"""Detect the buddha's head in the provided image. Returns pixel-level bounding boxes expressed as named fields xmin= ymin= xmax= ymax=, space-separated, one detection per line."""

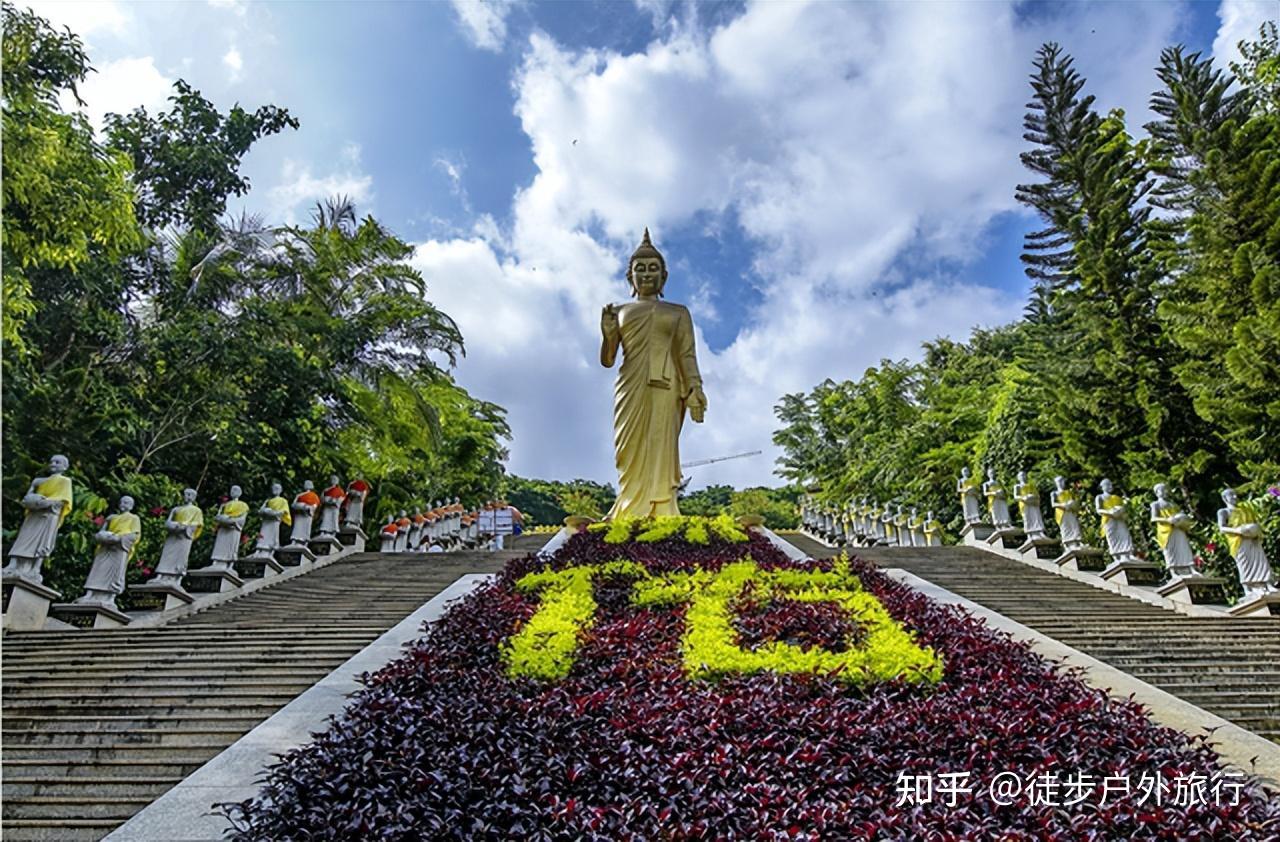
xmin=183 ymin=487 xmax=198 ymax=504
xmin=1100 ymin=478 xmax=1113 ymax=494
xmin=49 ymin=454 xmax=69 ymax=473
xmin=271 ymin=482 xmax=283 ymax=496
xmin=1222 ymin=487 xmax=1238 ymax=506
xmin=304 ymin=480 xmax=314 ymax=491
xmin=229 ymin=485 xmax=242 ymax=500
xmin=1017 ymin=470 xmax=1027 ymax=483
xmin=119 ymin=495 xmax=135 ymax=513
xmin=329 ymin=474 xmax=340 ymax=486
xmin=961 ymin=466 xmax=971 ymax=479
xmin=1153 ymin=483 xmax=1168 ymax=500
xmin=627 ymin=228 xmax=667 ymax=298
xmin=1054 ymin=475 xmax=1066 ymax=490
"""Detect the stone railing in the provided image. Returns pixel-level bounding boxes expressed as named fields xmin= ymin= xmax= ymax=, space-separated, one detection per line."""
xmin=798 ymin=474 xmax=1280 ymax=620
xmin=1 ymin=460 xmax=481 ymax=632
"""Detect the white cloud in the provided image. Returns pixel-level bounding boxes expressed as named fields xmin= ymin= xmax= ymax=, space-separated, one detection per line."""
xmin=267 ymin=159 xmax=374 ymax=225
xmin=22 ymin=0 xmax=129 ymax=38
xmin=1213 ymin=0 xmax=1277 ymax=70
xmin=449 ymin=0 xmax=519 ymax=52
xmin=209 ymin=0 xmax=248 ymax=16
xmin=410 ymin=1 xmax=1184 ymax=488
xmin=62 ymin=55 xmax=174 ymax=133
xmin=223 ymin=45 xmax=243 ymax=82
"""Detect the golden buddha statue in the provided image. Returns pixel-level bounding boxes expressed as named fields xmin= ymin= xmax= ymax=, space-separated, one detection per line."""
xmin=601 ymin=229 xmax=707 ymax=519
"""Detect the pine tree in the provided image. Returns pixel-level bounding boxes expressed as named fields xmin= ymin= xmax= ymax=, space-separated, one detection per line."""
xmin=1154 ymin=25 xmax=1280 ymax=491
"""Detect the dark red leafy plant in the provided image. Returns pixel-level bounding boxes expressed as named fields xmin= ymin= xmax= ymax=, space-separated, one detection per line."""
xmin=221 ymin=530 xmax=1280 ymax=840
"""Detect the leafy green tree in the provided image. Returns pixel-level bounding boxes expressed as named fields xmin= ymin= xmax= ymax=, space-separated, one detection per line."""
xmin=105 ymin=81 xmax=297 ymax=234
xmin=1 ymin=3 xmax=140 ymax=354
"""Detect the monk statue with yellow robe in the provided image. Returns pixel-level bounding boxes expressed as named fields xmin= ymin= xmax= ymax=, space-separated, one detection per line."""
xmin=148 ymin=488 xmax=204 ymax=588
xmin=250 ymin=483 xmax=292 ymax=557
xmin=75 ymin=495 xmax=141 ymax=608
xmin=4 ymin=454 xmax=74 ymax=585
xmin=601 ymin=229 xmax=707 ymax=519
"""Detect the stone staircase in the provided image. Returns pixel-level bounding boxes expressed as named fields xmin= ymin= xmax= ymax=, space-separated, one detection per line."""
xmin=2 ymin=542 xmax=541 ymax=841
xmin=784 ymin=534 xmax=1280 ymax=745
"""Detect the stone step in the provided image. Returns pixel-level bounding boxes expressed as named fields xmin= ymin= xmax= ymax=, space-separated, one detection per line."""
xmin=3 ymin=759 xmax=203 ymax=779
xmin=3 ymin=795 xmax=155 ymax=820
xmin=2 ymin=714 xmax=269 ymax=733
xmin=9 ymin=726 xmax=251 ymax=747
xmin=3 ymin=777 xmax=175 ymax=798
xmin=1 ymin=702 xmax=285 ymax=719
xmin=1 ymin=690 xmax=303 ymax=707
xmin=2 ymin=663 xmax=350 ymax=683
xmin=3 ymin=743 xmax=227 ymax=762
xmin=1 ymin=818 xmax=121 ymax=842
xmin=3 ymin=675 xmax=317 ymax=696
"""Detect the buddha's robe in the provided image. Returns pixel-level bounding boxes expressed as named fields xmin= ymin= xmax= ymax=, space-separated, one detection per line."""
xmin=81 ymin=511 xmax=142 ymax=600
xmin=211 ymin=500 xmax=249 ymax=562
xmin=606 ymin=300 xmax=701 ymax=520
xmin=8 ymin=474 xmax=73 ymax=562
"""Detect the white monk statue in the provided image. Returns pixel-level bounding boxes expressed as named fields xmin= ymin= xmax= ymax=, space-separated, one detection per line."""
xmin=344 ymin=477 xmax=371 ymax=529
xmin=1151 ymin=483 xmax=1197 ymax=578
xmin=395 ymin=510 xmax=411 ymax=552
xmin=983 ymin=467 xmax=1013 ymax=529
xmin=909 ymin=507 xmax=927 ymax=547
xmin=894 ymin=504 xmax=911 ymax=546
xmin=1218 ymin=488 xmax=1277 ymax=598
xmin=288 ymin=480 xmax=320 ymax=546
xmin=378 ymin=514 xmax=399 ymax=553
xmin=209 ymin=486 xmax=249 ymax=569
xmin=4 ymin=454 xmax=74 ymax=584
xmin=75 ymin=496 xmax=141 ymax=608
xmin=923 ymin=511 xmax=944 ymax=547
xmin=1051 ymin=476 xmax=1085 ymax=549
xmin=600 ymin=229 xmax=707 ymax=519
xmin=871 ymin=502 xmax=888 ymax=543
xmin=150 ymin=488 xmax=204 ymax=587
xmin=317 ymin=475 xmax=345 ymax=537
xmin=880 ymin=505 xmax=899 ymax=546
xmin=957 ymin=467 xmax=982 ymax=525
xmin=1013 ymin=471 xmax=1047 ymax=540
xmin=1095 ymin=479 xmax=1137 ymax=564
xmin=252 ymin=483 xmax=292 ymax=556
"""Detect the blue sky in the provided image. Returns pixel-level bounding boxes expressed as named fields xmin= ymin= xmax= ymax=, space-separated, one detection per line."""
xmin=33 ymin=0 xmax=1277 ymax=488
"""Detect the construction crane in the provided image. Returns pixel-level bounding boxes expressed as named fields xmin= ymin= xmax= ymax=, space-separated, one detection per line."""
xmin=678 ymin=450 xmax=763 ymax=492
xmin=681 ymin=450 xmax=763 ymax=469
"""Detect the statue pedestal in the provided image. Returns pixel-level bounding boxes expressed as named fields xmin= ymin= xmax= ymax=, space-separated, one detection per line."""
xmin=184 ymin=566 xmax=244 ymax=594
xmin=123 ymin=583 xmax=195 ymax=613
xmin=49 ymin=601 xmax=131 ymax=629
xmin=1055 ymin=546 xmax=1106 ymax=572
xmin=1157 ymin=575 xmax=1229 ymax=606
xmin=986 ymin=527 xmax=1024 ymax=550
xmin=1228 ymin=592 xmax=1280 ymax=618
xmin=2 ymin=575 xmax=61 ymax=631
xmin=961 ymin=523 xmax=995 ymax=546
xmin=234 ymin=554 xmax=284 ymax=580
xmin=308 ymin=535 xmax=342 ymax=557
xmin=1099 ymin=560 xmax=1165 ymax=587
xmin=337 ymin=526 xmax=367 ymax=552
xmin=276 ymin=544 xmax=316 ymax=567
xmin=1018 ymin=536 xmax=1060 ymax=561
xmin=377 ymin=535 xmax=399 ymax=553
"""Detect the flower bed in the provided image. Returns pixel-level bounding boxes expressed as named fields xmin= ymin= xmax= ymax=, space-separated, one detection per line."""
xmin=222 ymin=520 xmax=1280 ymax=839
